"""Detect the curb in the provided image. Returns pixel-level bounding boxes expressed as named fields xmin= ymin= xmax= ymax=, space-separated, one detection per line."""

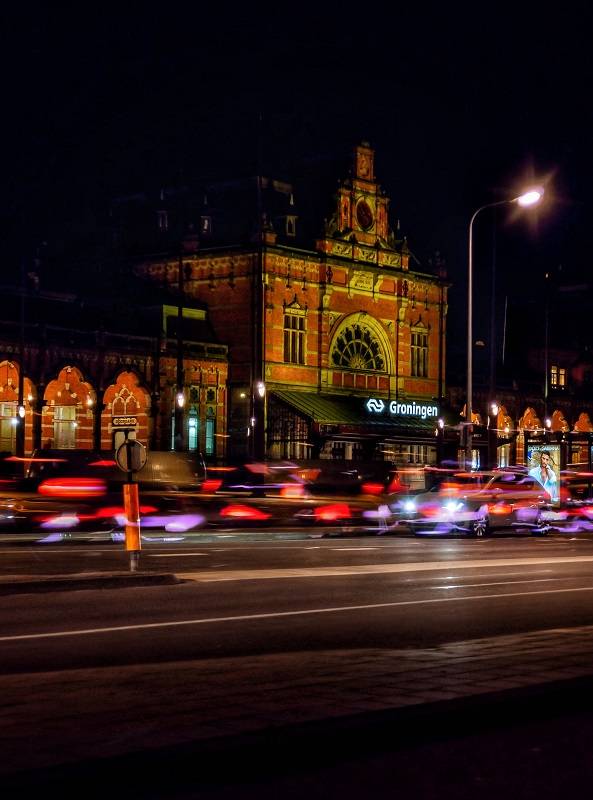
xmin=0 ymin=572 xmax=182 ymax=595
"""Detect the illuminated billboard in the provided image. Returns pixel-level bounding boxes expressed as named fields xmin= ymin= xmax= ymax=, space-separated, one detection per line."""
xmin=525 ymin=442 xmax=561 ymax=502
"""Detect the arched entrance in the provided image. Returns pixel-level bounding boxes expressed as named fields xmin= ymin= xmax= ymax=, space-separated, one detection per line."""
xmin=102 ymin=371 xmax=150 ymax=450
xmin=43 ymin=366 xmax=96 ymax=450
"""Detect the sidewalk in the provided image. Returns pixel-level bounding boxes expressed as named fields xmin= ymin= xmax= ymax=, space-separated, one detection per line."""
xmin=0 ymin=570 xmax=180 ymax=595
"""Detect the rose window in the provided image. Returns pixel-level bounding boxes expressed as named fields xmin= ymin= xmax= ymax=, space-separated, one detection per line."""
xmin=331 ymin=324 xmax=385 ymax=371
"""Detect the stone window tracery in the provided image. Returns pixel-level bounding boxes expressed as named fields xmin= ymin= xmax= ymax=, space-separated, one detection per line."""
xmin=331 ymin=324 xmax=385 ymax=371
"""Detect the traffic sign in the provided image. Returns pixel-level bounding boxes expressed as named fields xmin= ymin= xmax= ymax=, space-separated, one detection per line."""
xmin=112 ymin=416 xmax=138 ymax=429
xmin=115 ymin=440 xmax=147 ymax=473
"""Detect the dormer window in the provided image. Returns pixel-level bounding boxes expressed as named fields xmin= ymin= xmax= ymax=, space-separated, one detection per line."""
xmin=286 ymin=215 xmax=297 ymax=237
xmin=550 ymin=365 xmax=566 ymax=389
xmin=201 ymin=216 xmax=212 ymax=235
xmin=157 ymin=210 xmax=168 ymax=232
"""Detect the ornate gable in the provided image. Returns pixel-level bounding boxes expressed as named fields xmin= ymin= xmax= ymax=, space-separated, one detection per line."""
xmin=316 ymin=142 xmax=408 ymax=270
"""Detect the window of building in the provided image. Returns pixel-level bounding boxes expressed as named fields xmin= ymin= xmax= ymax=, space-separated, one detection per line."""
xmin=286 ymin=216 xmax=297 ymax=237
xmin=157 ymin=210 xmax=168 ymax=232
xmin=550 ymin=365 xmax=566 ymax=388
xmin=331 ymin=324 xmax=385 ymax=371
xmin=188 ymin=411 xmax=199 ymax=451
xmin=267 ymin=399 xmax=312 ymax=460
xmin=388 ymin=443 xmax=433 ymax=465
xmin=411 ymin=329 xmax=428 ymax=378
xmin=54 ymin=405 xmax=76 ymax=449
xmin=0 ymin=402 xmax=16 ymax=453
xmin=284 ymin=313 xmax=306 ymax=364
xmin=205 ymin=417 xmax=215 ymax=456
xmin=320 ymin=440 xmax=364 ymax=461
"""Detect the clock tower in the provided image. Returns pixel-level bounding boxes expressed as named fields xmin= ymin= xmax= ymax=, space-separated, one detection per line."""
xmin=335 ymin=141 xmax=391 ymax=246
xmin=316 ymin=140 xmax=408 ymax=271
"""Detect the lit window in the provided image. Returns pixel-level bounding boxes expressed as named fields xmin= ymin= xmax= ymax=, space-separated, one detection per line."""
xmin=54 ymin=405 xmax=76 ymax=449
xmin=284 ymin=313 xmax=306 ymax=365
xmin=550 ymin=365 xmax=566 ymax=389
xmin=411 ymin=329 xmax=428 ymax=378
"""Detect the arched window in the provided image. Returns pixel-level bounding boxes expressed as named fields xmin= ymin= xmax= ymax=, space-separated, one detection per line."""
xmin=331 ymin=323 xmax=385 ymax=371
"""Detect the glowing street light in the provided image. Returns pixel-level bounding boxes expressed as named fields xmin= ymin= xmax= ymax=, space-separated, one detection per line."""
xmin=517 ymin=189 xmax=544 ymax=207
xmin=465 ymin=187 xmax=544 ymax=467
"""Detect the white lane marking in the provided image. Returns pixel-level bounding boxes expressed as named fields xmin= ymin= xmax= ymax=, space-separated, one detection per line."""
xmin=4 ymin=585 xmax=593 ymax=642
xmin=331 ymin=547 xmax=379 ymax=551
xmin=175 ymin=554 xmax=593 ymax=582
xmin=433 ymin=578 xmax=558 ymax=589
xmin=149 ymin=552 xmax=210 ymax=558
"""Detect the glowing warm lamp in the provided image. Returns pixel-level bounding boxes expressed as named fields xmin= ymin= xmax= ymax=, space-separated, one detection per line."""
xmin=516 ymin=187 xmax=544 ymax=207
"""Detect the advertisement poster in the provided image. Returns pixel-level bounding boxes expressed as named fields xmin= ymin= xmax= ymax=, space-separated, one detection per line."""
xmin=526 ymin=443 xmax=561 ymax=502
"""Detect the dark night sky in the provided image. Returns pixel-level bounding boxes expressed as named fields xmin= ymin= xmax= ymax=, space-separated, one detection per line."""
xmin=4 ymin=4 xmax=593 ymax=375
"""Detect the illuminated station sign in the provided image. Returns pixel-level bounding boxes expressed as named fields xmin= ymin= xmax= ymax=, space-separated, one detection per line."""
xmin=366 ymin=398 xmax=439 ymax=420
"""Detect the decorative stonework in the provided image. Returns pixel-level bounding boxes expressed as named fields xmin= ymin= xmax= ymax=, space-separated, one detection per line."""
xmin=350 ymin=271 xmax=374 ymax=291
xmin=330 ymin=323 xmax=385 ymax=371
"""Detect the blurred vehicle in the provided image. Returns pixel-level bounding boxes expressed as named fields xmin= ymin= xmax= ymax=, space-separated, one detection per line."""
xmin=23 ymin=448 xmax=207 ymax=492
xmin=201 ymin=459 xmax=408 ymax=506
xmin=201 ymin=460 xmax=307 ymax=497
xmin=388 ymin=470 xmax=552 ymax=537
xmin=0 ymin=449 xmax=209 ymax=541
xmin=281 ymin=460 xmax=406 ymax=498
xmin=537 ymin=471 xmax=593 ymax=533
xmin=0 ymin=452 xmax=27 ymax=490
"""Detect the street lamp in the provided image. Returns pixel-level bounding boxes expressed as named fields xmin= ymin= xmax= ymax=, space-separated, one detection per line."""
xmin=488 ymin=401 xmax=500 ymax=469
xmin=465 ymin=187 xmax=544 ymax=467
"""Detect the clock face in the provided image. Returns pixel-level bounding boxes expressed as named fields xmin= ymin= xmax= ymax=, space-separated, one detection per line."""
xmin=356 ymin=199 xmax=374 ymax=230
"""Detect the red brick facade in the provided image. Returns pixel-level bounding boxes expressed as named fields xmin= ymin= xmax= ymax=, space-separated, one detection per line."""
xmin=134 ymin=143 xmax=449 ymax=463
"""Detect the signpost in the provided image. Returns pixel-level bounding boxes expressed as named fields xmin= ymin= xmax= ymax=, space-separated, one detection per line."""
xmin=114 ymin=428 xmax=146 ymax=573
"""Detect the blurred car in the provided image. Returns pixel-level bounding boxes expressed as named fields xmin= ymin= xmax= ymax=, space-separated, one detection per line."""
xmin=0 ymin=449 xmax=210 ymax=541
xmin=536 ymin=471 xmax=593 ymax=533
xmin=200 ymin=460 xmax=308 ymax=498
xmin=388 ymin=470 xmax=552 ymax=537
xmin=23 ymin=448 xmax=207 ymax=492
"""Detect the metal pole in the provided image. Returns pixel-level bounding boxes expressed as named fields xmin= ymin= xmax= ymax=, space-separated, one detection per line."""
xmin=466 ymin=199 xmax=510 ymax=468
xmin=466 ymin=213 xmax=475 ymax=467
xmin=489 ymin=211 xmax=497 ymax=400
xmin=544 ymin=272 xmax=549 ymax=421
xmin=16 ymin=259 xmax=26 ymax=458
xmin=175 ymin=253 xmax=185 ymax=451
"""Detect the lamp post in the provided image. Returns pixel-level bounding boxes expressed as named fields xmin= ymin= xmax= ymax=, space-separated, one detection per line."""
xmin=465 ymin=187 xmax=544 ymax=467
xmin=252 ymin=379 xmax=266 ymax=461
xmin=16 ymin=258 xmax=26 ymax=458
xmin=174 ymin=252 xmax=185 ymax=451
xmin=488 ymin=401 xmax=499 ymax=469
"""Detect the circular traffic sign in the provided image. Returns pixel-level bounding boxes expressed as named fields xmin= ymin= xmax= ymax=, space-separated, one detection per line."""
xmin=115 ymin=440 xmax=147 ymax=473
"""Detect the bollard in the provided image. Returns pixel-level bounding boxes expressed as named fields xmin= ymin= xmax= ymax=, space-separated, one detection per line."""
xmin=123 ymin=481 xmax=141 ymax=571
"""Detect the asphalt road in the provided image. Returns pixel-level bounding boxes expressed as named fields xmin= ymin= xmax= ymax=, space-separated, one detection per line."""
xmin=5 ymin=534 xmax=593 ymax=796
